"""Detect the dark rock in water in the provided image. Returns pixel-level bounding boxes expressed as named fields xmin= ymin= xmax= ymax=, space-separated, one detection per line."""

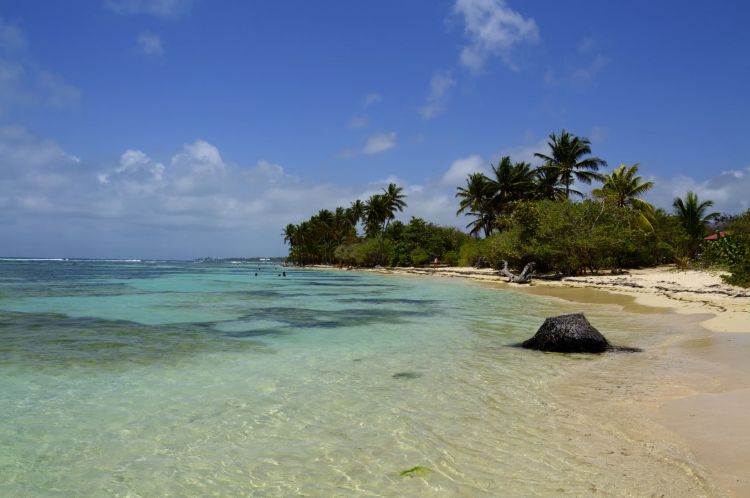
xmin=522 ymin=313 xmax=610 ymax=353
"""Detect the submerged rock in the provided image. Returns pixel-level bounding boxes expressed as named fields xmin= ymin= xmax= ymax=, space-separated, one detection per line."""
xmin=400 ymin=466 xmax=431 ymax=478
xmin=522 ymin=313 xmax=610 ymax=353
xmin=392 ymin=371 xmax=421 ymax=380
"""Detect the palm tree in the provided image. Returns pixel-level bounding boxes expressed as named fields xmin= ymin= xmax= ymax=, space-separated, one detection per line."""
xmin=489 ymin=156 xmax=537 ymax=211
xmin=348 ymin=200 xmax=365 ymax=227
xmin=363 ymin=194 xmax=388 ymax=237
xmin=534 ymin=130 xmax=607 ymax=199
xmin=673 ymin=191 xmax=719 ymax=256
xmin=282 ymin=223 xmax=297 ymax=246
xmin=593 ymin=163 xmax=656 ymax=231
xmin=381 ymin=182 xmax=407 ymax=232
xmin=534 ymin=168 xmax=570 ymax=200
xmin=456 ymin=172 xmax=495 ymax=237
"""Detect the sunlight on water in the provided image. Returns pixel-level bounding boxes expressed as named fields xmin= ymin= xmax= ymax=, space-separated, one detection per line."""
xmin=0 ymin=260 xmax=713 ymax=496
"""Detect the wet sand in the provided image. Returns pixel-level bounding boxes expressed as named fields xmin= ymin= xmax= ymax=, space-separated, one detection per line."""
xmin=518 ymin=285 xmax=750 ymax=497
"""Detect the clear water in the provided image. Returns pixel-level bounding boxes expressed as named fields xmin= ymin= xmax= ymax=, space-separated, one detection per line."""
xmin=0 ymin=260 xmax=713 ymax=496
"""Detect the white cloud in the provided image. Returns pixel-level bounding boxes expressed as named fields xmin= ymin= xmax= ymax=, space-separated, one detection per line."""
xmin=253 ymin=159 xmax=287 ymax=184
xmin=363 ymin=92 xmax=381 ymax=107
xmin=645 ymin=165 xmax=750 ymax=214
xmin=362 ymin=131 xmax=396 ymax=155
xmin=104 ymin=0 xmax=193 ymax=19
xmin=171 ymin=139 xmax=224 ymax=171
xmin=419 ymin=70 xmax=455 ymax=119
xmin=440 ymin=154 xmax=488 ymax=186
xmin=137 ymin=33 xmax=164 ymax=57
xmin=453 ymin=0 xmax=539 ymax=72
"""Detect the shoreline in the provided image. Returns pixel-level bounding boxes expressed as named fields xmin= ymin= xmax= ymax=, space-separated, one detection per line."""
xmin=300 ymin=263 xmax=750 ymax=496
xmin=305 ymin=264 xmax=749 ymax=333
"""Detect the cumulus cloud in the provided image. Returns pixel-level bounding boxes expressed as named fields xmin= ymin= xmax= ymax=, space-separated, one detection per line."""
xmin=645 ymin=165 xmax=750 ymax=215
xmin=453 ymin=0 xmax=539 ymax=72
xmin=440 ymin=154 xmax=488 ymax=186
xmin=0 ymin=129 xmax=475 ymax=256
xmin=137 ymin=33 xmax=164 ymax=57
xmin=362 ymin=132 xmax=396 ymax=155
xmin=419 ymin=70 xmax=455 ymax=119
xmin=104 ymin=0 xmax=193 ymax=19
xmin=0 ymin=131 xmax=359 ymax=256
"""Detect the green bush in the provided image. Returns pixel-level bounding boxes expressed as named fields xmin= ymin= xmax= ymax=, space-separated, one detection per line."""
xmin=723 ymin=259 xmax=750 ymax=287
xmin=351 ymin=238 xmax=393 ymax=266
xmin=458 ymin=238 xmax=483 ymax=266
xmin=476 ymin=199 xmax=664 ymax=275
xmin=410 ymin=247 xmax=430 ymax=266
xmin=720 ymin=210 xmax=750 ymax=287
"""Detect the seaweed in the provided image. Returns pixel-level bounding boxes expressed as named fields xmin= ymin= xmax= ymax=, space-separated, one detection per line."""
xmin=400 ymin=466 xmax=431 ymax=477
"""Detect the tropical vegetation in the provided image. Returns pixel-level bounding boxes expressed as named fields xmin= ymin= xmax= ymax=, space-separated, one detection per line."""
xmin=281 ymin=129 xmax=750 ymax=287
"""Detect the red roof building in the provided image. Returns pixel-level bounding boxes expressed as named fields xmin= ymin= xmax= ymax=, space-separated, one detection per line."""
xmin=704 ymin=231 xmax=727 ymax=241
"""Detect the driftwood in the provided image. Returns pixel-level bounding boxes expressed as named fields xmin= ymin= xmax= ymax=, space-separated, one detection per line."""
xmin=534 ymin=272 xmax=564 ymax=281
xmin=500 ymin=260 xmax=536 ymax=283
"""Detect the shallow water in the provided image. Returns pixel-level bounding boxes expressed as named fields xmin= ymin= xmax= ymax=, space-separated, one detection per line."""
xmin=0 ymin=260 xmax=714 ymax=496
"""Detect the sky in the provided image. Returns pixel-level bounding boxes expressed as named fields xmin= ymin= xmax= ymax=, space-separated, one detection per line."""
xmin=1 ymin=0 xmax=749 ymax=259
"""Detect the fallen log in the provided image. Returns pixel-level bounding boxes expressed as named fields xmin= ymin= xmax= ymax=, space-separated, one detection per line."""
xmin=500 ymin=260 xmax=535 ymax=284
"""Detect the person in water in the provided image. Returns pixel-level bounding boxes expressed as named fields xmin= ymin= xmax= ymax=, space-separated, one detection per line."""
xmin=282 ymin=271 xmax=286 ymax=277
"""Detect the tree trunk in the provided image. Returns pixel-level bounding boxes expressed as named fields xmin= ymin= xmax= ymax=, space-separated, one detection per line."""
xmin=500 ymin=260 xmax=536 ymax=283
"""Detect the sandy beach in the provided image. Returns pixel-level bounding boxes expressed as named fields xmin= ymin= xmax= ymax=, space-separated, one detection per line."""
xmin=306 ymin=264 xmax=750 ymax=496
xmin=354 ymin=265 xmax=750 ymax=334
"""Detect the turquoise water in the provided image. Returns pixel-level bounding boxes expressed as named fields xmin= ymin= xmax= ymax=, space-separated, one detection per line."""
xmin=0 ymin=260 xmax=712 ymax=496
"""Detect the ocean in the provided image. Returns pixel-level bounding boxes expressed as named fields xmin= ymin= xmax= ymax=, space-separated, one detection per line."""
xmin=0 ymin=259 xmax=714 ymax=496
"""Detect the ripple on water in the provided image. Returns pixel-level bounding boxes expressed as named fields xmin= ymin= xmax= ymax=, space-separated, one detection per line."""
xmin=0 ymin=260 xmax=718 ymax=496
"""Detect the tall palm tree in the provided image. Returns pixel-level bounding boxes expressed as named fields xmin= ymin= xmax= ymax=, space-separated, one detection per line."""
xmin=593 ymin=163 xmax=656 ymax=230
xmin=673 ymin=191 xmax=719 ymax=256
xmin=348 ymin=200 xmax=365 ymax=227
xmin=363 ymin=194 xmax=388 ymax=237
xmin=282 ymin=223 xmax=297 ymax=247
xmin=534 ymin=130 xmax=607 ymax=199
xmin=381 ymin=182 xmax=407 ymax=232
xmin=490 ymin=157 xmax=537 ymax=208
xmin=456 ymin=172 xmax=495 ymax=237
xmin=534 ymin=168 xmax=570 ymax=200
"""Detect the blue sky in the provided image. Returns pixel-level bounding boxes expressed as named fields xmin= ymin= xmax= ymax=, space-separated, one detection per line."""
xmin=1 ymin=0 xmax=749 ymax=259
